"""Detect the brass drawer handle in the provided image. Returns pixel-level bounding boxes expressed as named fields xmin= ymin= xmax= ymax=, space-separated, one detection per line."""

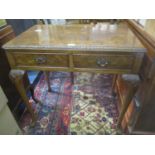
xmin=34 ymin=56 xmax=47 ymax=64
xmin=97 ymin=58 xmax=108 ymax=67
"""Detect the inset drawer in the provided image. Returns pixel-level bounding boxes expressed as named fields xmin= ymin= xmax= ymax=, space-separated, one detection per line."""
xmin=10 ymin=52 xmax=69 ymax=68
xmin=73 ymin=54 xmax=135 ymax=70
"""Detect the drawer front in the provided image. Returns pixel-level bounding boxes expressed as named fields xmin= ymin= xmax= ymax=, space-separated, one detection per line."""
xmin=11 ymin=52 xmax=69 ymax=68
xmin=73 ymin=54 xmax=135 ymax=70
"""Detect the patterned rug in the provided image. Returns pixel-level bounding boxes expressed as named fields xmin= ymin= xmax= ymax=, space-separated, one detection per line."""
xmin=20 ymin=72 xmax=120 ymax=135
xmin=20 ymin=72 xmax=73 ymax=135
xmin=70 ymin=73 xmax=119 ymax=134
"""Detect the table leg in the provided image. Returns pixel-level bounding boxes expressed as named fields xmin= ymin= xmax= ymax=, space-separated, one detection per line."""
xmin=112 ymin=74 xmax=118 ymax=96
xmin=29 ymin=85 xmax=42 ymax=104
xmin=45 ymin=71 xmax=52 ymax=92
xmin=9 ymin=69 xmax=37 ymax=123
xmin=117 ymin=74 xmax=140 ymax=128
xmin=71 ymin=72 xmax=74 ymax=84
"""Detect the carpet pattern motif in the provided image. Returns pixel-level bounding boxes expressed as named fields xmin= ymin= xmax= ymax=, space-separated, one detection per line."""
xmin=20 ymin=72 xmax=73 ymax=135
xmin=70 ymin=73 xmax=119 ymax=135
xmin=20 ymin=72 xmax=120 ymax=135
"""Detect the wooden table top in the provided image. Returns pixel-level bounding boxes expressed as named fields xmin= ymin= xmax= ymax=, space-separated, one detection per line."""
xmin=3 ymin=22 xmax=146 ymax=52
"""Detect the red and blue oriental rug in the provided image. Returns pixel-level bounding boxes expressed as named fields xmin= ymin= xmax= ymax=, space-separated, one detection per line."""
xmin=20 ymin=72 xmax=120 ymax=135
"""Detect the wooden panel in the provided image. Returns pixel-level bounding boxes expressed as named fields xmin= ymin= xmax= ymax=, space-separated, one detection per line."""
xmin=134 ymin=77 xmax=155 ymax=132
xmin=9 ymin=52 xmax=69 ymax=68
xmin=0 ymin=25 xmax=15 ymax=46
xmin=73 ymin=53 xmax=135 ymax=70
xmin=0 ymin=25 xmax=20 ymax=112
xmin=126 ymin=19 xmax=155 ymax=133
xmin=127 ymin=20 xmax=155 ymax=56
xmin=116 ymin=75 xmax=140 ymax=133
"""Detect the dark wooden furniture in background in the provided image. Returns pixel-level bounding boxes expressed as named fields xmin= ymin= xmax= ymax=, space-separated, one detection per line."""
xmin=78 ymin=19 xmax=119 ymax=24
xmin=115 ymin=74 xmax=141 ymax=132
xmin=0 ymin=25 xmax=37 ymax=123
xmin=0 ymin=26 xmax=19 ymax=111
xmin=0 ymin=25 xmax=23 ymax=121
xmin=3 ymin=22 xmax=146 ymax=126
xmin=115 ymin=74 xmax=140 ymax=128
xmin=115 ymin=19 xmax=155 ymax=134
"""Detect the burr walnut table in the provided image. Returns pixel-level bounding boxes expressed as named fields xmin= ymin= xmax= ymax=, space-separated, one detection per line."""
xmin=3 ymin=22 xmax=146 ymax=127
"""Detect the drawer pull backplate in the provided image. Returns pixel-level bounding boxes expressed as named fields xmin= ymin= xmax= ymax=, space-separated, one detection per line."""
xmin=34 ymin=56 xmax=47 ymax=64
xmin=97 ymin=58 xmax=108 ymax=67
